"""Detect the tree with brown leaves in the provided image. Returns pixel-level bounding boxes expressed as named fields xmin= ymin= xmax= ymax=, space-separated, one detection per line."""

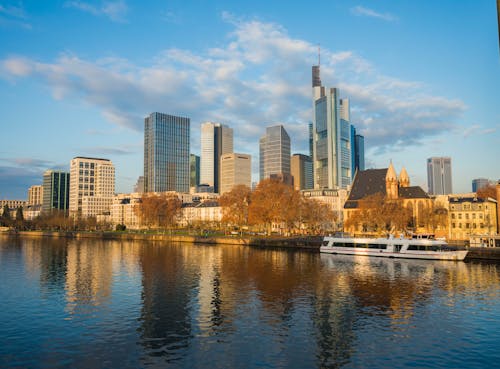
xmin=134 ymin=193 xmax=182 ymax=229
xmin=219 ymin=185 xmax=252 ymax=228
xmin=477 ymin=184 xmax=497 ymax=200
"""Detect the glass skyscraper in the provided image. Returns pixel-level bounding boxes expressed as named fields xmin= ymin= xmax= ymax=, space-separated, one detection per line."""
xmin=144 ymin=112 xmax=190 ymax=193
xmin=42 ymin=170 xmax=70 ymax=213
xmin=259 ymin=125 xmax=291 ymax=183
xmin=200 ymin=122 xmax=233 ymax=193
xmin=427 ymin=157 xmax=453 ymax=195
xmin=312 ymin=66 xmax=353 ymax=190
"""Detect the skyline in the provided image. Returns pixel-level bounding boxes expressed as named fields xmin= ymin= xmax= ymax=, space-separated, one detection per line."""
xmin=1 ymin=0 xmax=499 ymax=199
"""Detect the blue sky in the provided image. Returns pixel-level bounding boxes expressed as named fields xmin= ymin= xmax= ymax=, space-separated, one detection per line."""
xmin=0 ymin=0 xmax=499 ymax=199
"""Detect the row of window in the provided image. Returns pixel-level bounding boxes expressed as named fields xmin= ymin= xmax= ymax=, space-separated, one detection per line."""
xmin=451 ymin=213 xmax=484 ymax=220
xmin=451 ymin=223 xmax=486 ymax=229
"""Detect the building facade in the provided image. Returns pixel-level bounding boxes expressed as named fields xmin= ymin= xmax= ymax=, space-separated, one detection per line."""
xmin=69 ymin=157 xmax=115 ymax=217
xmin=220 ymin=153 xmax=252 ymax=194
xmin=447 ymin=196 xmax=498 ymax=241
xmin=291 ymin=154 xmax=313 ymax=190
xmin=200 ymin=122 xmax=233 ymax=193
xmin=427 ymin=157 xmax=453 ymax=195
xmin=42 ymin=170 xmax=70 ymax=213
xmin=472 ymin=178 xmax=491 ymax=192
xmin=28 ymin=185 xmax=43 ymax=206
xmin=351 ymin=125 xmax=365 ymax=178
xmin=144 ymin=112 xmax=190 ymax=193
xmin=259 ymin=125 xmax=291 ymax=184
xmin=312 ymin=66 xmax=352 ymax=189
xmin=190 ymin=154 xmax=200 ymax=189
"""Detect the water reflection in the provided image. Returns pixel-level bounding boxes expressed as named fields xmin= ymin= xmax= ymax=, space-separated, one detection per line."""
xmin=0 ymin=236 xmax=499 ymax=369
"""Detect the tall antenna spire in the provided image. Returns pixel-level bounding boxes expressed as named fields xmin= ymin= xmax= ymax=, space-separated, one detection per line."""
xmin=318 ymin=44 xmax=321 ymax=66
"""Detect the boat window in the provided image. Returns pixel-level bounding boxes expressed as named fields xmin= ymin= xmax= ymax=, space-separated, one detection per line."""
xmin=368 ymin=244 xmax=380 ymax=249
xmin=408 ymin=245 xmax=418 ymax=251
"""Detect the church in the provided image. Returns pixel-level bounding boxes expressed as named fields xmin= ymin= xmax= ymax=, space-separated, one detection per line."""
xmin=343 ymin=162 xmax=434 ymax=235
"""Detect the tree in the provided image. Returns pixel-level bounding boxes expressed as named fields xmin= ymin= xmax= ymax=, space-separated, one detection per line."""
xmin=477 ymin=184 xmax=497 ymax=200
xmin=299 ymin=198 xmax=336 ymax=234
xmin=219 ymin=185 xmax=252 ymax=229
xmin=1 ymin=204 xmax=11 ymax=226
xmin=16 ymin=206 xmax=24 ymax=222
xmin=134 ymin=193 xmax=182 ymax=229
xmin=248 ymin=179 xmax=303 ymax=234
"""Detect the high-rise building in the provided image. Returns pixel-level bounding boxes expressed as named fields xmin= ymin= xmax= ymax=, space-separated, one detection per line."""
xmin=312 ymin=66 xmax=352 ymax=190
xmin=190 ymin=154 xmax=200 ymax=188
xmin=28 ymin=185 xmax=43 ymax=206
xmin=259 ymin=125 xmax=291 ymax=184
xmin=134 ymin=176 xmax=144 ymax=193
xmin=291 ymin=154 xmax=313 ymax=190
xmin=200 ymin=122 xmax=233 ymax=193
xmin=472 ymin=178 xmax=491 ymax=192
xmin=350 ymin=126 xmax=365 ymax=177
xmin=69 ymin=157 xmax=115 ymax=217
xmin=144 ymin=112 xmax=190 ymax=193
xmin=427 ymin=157 xmax=453 ymax=195
xmin=42 ymin=170 xmax=70 ymax=213
xmin=220 ymin=153 xmax=252 ymax=194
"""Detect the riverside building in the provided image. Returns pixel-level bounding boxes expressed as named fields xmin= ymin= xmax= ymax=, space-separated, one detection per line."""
xmin=69 ymin=157 xmax=115 ymax=218
xmin=144 ymin=112 xmax=190 ymax=193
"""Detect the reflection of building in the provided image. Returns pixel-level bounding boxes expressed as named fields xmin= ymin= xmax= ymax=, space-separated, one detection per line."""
xmin=427 ymin=157 xmax=452 ymax=195
xmin=260 ymin=125 xmax=292 ymax=185
xmin=200 ymin=122 xmax=233 ymax=193
xmin=144 ymin=112 xmax=190 ymax=193
xmin=28 ymin=185 xmax=43 ymax=206
xmin=42 ymin=170 xmax=70 ymax=213
xmin=291 ymin=154 xmax=313 ymax=190
xmin=220 ymin=153 xmax=251 ymax=194
xmin=69 ymin=157 xmax=115 ymax=217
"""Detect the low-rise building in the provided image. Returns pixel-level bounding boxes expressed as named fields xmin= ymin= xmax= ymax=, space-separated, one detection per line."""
xmin=448 ymin=196 xmax=497 ymax=241
xmin=301 ymin=188 xmax=348 ymax=227
xmin=179 ymin=201 xmax=222 ymax=227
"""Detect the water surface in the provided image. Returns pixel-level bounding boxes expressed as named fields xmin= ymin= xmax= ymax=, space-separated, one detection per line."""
xmin=1 ymin=236 xmax=499 ymax=368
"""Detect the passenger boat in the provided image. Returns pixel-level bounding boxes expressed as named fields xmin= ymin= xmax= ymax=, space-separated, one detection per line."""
xmin=320 ymin=235 xmax=468 ymax=261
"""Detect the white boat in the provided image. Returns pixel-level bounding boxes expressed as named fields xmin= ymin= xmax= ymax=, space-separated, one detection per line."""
xmin=320 ymin=235 xmax=468 ymax=261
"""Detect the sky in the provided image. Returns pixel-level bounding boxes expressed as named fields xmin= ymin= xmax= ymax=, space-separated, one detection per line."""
xmin=0 ymin=0 xmax=499 ymax=199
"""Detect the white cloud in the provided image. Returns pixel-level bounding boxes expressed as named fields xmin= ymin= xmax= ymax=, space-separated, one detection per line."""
xmin=0 ymin=14 xmax=465 ymax=157
xmin=351 ymin=5 xmax=398 ymax=22
xmin=0 ymin=3 xmax=31 ymax=29
xmin=64 ymin=0 xmax=128 ymax=22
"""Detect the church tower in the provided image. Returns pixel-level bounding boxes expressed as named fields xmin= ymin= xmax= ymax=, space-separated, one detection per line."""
xmin=399 ymin=167 xmax=410 ymax=188
xmin=385 ymin=162 xmax=399 ymax=200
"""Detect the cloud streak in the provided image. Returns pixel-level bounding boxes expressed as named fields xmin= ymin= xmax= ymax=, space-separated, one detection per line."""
xmin=350 ymin=5 xmax=398 ymax=22
xmin=64 ymin=0 xmax=128 ymax=22
xmin=0 ymin=14 xmax=464 ymax=156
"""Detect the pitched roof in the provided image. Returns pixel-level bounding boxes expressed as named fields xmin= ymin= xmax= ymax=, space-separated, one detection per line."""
xmin=344 ymin=168 xmax=429 ymax=209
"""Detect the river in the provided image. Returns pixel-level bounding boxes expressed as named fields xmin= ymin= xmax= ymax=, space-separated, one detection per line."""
xmin=1 ymin=236 xmax=499 ymax=368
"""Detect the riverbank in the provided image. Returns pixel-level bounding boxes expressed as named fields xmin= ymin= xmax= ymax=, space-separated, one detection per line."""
xmin=4 ymin=230 xmax=323 ymax=250
xmin=2 ymin=230 xmax=500 ymax=261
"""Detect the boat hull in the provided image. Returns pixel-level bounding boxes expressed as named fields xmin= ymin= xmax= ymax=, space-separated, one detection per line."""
xmin=319 ymin=247 xmax=468 ymax=261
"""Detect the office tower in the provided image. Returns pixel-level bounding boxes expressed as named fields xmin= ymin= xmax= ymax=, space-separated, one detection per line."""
xmin=308 ymin=122 xmax=313 ymax=159
xmin=427 ymin=157 xmax=453 ymax=195
xmin=472 ymin=178 xmax=490 ymax=192
xmin=312 ymin=65 xmax=352 ymax=190
xmin=69 ymin=157 xmax=115 ymax=217
xmin=134 ymin=176 xmax=144 ymax=193
xmin=350 ymin=125 xmax=365 ymax=178
xmin=291 ymin=154 xmax=313 ymax=190
xmin=28 ymin=185 xmax=43 ymax=206
xmin=144 ymin=112 xmax=190 ymax=193
xmin=200 ymin=122 xmax=233 ymax=193
xmin=42 ymin=170 xmax=70 ymax=213
xmin=259 ymin=125 xmax=292 ymax=184
xmin=190 ymin=154 xmax=200 ymax=188
xmin=220 ymin=153 xmax=252 ymax=194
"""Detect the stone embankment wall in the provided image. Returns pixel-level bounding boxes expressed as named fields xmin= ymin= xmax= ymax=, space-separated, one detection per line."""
xmin=4 ymin=231 xmax=500 ymax=260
